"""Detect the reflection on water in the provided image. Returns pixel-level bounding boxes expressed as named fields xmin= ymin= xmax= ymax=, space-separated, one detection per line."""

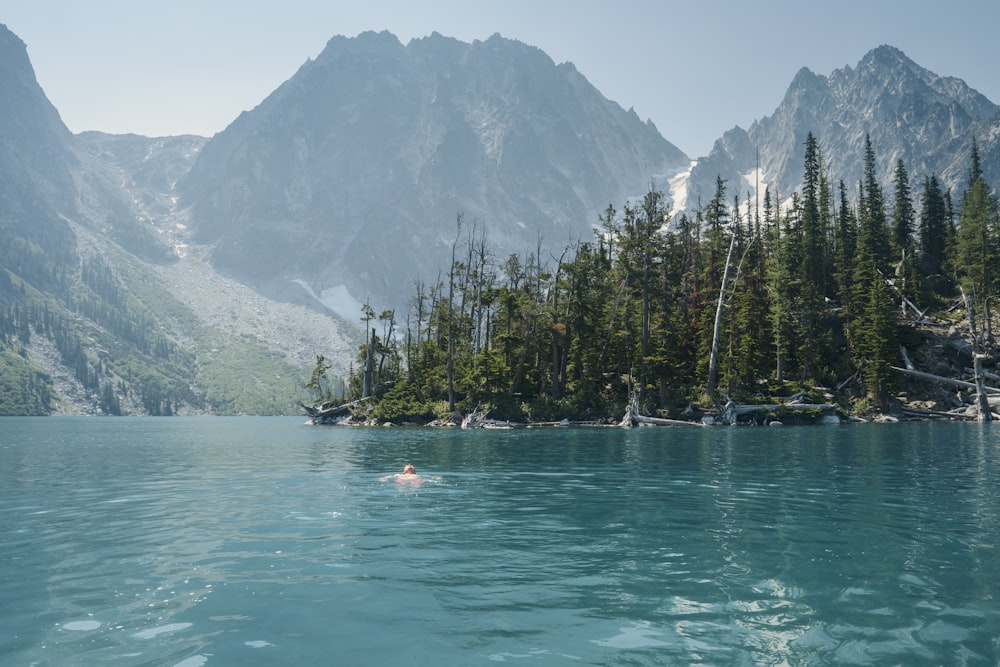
xmin=1 ymin=418 xmax=999 ymax=665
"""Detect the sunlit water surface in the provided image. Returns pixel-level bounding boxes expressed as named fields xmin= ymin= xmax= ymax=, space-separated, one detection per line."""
xmin=2 ymin=418 xmax=999 ymax=666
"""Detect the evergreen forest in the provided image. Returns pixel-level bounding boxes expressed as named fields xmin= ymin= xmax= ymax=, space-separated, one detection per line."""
xmin=321 ymin=134 xmax=1000 ymax=424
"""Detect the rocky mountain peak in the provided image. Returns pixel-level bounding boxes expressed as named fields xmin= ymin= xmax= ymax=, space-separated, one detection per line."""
xmin=684 ymin=45 xmax=1000 ymax=214
xmin=179 ymin=31 xmax=690 ymax=314
xmin=863 ymin=43 xmax=910 ymax=69
xmin=0 ymin=23 xmax=77 ymax=211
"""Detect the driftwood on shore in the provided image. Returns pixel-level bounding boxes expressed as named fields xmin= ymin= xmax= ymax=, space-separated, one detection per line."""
xmin=461 ymin=407 xmax=608 ymax=429
xmin=720 ymin=401 xmax=841 ymax=425
xmin=300 ymin=399 xmax=365 ymax=425
xmin=899 ymin=406 xmax=979 ymax=421
xmin=623 ymin=413 xmax=707 ymax=428
xmin=618 ymin=393 xmax=706 ymax=428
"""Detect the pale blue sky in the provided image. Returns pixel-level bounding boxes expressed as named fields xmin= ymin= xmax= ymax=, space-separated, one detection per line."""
xmin=4 ymin=0 xmax=999 ymax=157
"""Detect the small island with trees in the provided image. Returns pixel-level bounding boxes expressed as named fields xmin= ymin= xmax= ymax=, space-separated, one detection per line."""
xmin=304 ymin=134 xmax=1000 ymax=427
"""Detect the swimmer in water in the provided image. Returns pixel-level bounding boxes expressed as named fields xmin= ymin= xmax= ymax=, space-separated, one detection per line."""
xmin=380 ymin=464 xmax=440 ymax=484
xmin=380 ymin=463 xmax=421 ymax=483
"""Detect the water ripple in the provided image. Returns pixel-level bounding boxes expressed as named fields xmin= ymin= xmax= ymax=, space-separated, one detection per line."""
xmin=2 ymin=418 xmax=1000 ymax=664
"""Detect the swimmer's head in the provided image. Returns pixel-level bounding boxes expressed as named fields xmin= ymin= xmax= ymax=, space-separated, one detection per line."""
xmin=403 ymin=464 xmax=416 ymax=474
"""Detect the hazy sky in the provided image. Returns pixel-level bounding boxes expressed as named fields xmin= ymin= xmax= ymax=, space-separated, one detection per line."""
xmin=5 ymin=0 xmax=1000 ymax=157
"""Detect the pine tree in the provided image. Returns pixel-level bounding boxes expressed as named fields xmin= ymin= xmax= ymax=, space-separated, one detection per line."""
xmin=833 ymin=180 xmax=858 ymax=305
xmin=956 ymin=139 xmax=1000 ymax=332
xmin=891 ymin=159 xmax=920 ymax=304
xmin=563 ymin=240 xmax=612 ymax=408
xmin=670 ymin=209 xmax=703 ymax=396
xmin=891 ymin=159 xmax=915 ymax=258
xmin=851 ymin=258 xmax=899 ymax=410
xmin=766 ymin=192 xmax=797 ymax=384
xmin=918 ymin=175 xmax=947 ymax=273
xmin=729 ymin=191 xmax=770 ymax=393
xmin=306 ymin=354 xmax=333 ymax=402
xmin=846 ymin=136 xmax=899 ymax=409
xmin=858 ymin=134 xmax=892 ymax=275
xmin=794 ymin=133 xmax=832 ymax=381
xmin=800 ymin=133 xmax=826 ymax=292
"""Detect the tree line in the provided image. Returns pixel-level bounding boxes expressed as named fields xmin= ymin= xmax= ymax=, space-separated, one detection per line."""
xmin=319 ymin=133 xmax=999 ymax=423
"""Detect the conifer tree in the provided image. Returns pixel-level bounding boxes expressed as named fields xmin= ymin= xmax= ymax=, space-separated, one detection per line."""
xmin=670 ymin=209 xmax=703 ymax=395
xmin=639 ymin=188 xmax=672 ymax=406
xmin=833 ymin=180 xmax=858 ymax=305
xmin=766 ymin=192 xmax=797 ymax=383
xmin=891 ymin=159 xmax=920 ymax=304
xmin=956 ymin=139 xmax=1000 ymax=332
xmin=846 ymin=136 xmax=900 ymax=408
xmin=801 ymin=133 xmax=826 ymax=292
xmin=891 ymin=159 xmax=915 ymax=257
xmin=850 ymin=257 xmax=899 ymax=410
xmin=918 ymin=175 xmax=947 ymax=274
xmin=795 ymin=133 xmax=832 ymax=381
xmin=858 ymin=134 xmax=892 ymax=275
xmin=563 ymin=240 xmax=612 ymax=408
xmin=729 ymin=191 xmax=770 ymax=392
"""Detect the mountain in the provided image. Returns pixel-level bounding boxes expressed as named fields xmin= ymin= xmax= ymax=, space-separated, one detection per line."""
xmin=5 ymin=22 xmax=1000 ymax=415
xmin=679 ymin=45 xmax=1000 ymax=210
xmin=178 ymin=31 xmax=691 ymax=315
xmin=0 ymin=23 xmax=77 ymax=288
xmin=0 ymin=23 xmax=356 ymax=415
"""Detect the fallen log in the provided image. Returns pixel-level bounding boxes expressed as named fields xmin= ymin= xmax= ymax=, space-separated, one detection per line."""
xmin=461 ymin=407 xmax=490 ymax=429
xmin=619 ymin=396 xmax=704 ymax=427
xmin=300 ymin=399 xmax=365 ymax=425
xmin=632 ymin=414 xmax=706 ymax=427
xmin=890 ymin=366 xmax=1000 ymax=395
xmin=900 ymin=406 xmax=978 ymax=421
xmin=721 ymin=401 xmax=841 ymax=425
xmin=462 ymin=415 xmax=609 ymax=429
xmin=726 ymin=403 xmax=839 ymax=416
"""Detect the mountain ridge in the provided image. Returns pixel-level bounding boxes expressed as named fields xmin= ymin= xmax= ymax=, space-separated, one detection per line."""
xmin=681 ymin=44 xmax=1000 ymax=212
xmin=3 ymin=22 xmax=1000 ymax=414
xmin=0 ymin=23 xmax=357 ymax=415
xmin=178 ymin=30 xmax=690 ymax=315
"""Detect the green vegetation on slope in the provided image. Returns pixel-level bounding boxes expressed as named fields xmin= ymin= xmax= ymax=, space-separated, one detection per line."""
xmin=0 ymin=238 xmax=313 ymax=415
xmin=337 ymin=135 xmax=999 ymax=423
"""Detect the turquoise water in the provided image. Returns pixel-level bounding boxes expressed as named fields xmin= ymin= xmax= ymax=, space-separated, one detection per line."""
xmin=1 ymin=418 xmax=999 ymax=666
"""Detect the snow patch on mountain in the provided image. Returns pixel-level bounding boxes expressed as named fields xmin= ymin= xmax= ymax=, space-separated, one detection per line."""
xmin=739 ymin=167 xmax=770 ymax=210
xmin=667 ymin=161 xmax=696 ymax=212
xmin=292 ymin=280 xmax=366 ymax=325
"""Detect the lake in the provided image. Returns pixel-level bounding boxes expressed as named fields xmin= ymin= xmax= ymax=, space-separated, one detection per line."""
xmin=1 ymin=418 xmax=999 ymax=665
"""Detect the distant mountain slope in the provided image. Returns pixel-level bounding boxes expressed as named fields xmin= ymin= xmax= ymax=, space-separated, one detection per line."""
xmin=0 ymin=23 xmax=78 ymax=286
xmin=0 ymin=23 xmax=354 ymax=415
xmin=179 ymin=31 xmax=690 ymax=313
xmin=682 ymin=45 xmax=1000 ymax=209
xmin=8 ymin=19 xmax=1000 ymax=414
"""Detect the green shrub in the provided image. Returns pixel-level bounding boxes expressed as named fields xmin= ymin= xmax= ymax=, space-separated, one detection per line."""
xmin=372 ymin=382 xmax=435 ymax=423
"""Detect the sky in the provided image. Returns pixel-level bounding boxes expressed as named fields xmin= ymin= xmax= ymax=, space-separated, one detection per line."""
xmin=4 ymin=0 xmax=1000 ymax=158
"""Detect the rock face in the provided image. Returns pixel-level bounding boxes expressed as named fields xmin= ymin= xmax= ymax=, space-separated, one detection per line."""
xmin=0 ymin=23 xmax=358 ymax=415
xmin=178 ymin=31 xmax=691 ymax=312
xmin=683 ymin=45 xmax=1000 ymax=210
xmin=0 ymin=23 xmax=78 ymax=268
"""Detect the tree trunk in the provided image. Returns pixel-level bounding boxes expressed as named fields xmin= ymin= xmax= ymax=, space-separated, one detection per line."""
xmin=706 ymin=227 xmax=737 ymax=397
xmin=362 ymin=328 xmax=375 ymax=399
xmin=447 ymin=215 xmax=462 ymax=413
xmin=963 ymin=287 xmax=992 ymax=422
